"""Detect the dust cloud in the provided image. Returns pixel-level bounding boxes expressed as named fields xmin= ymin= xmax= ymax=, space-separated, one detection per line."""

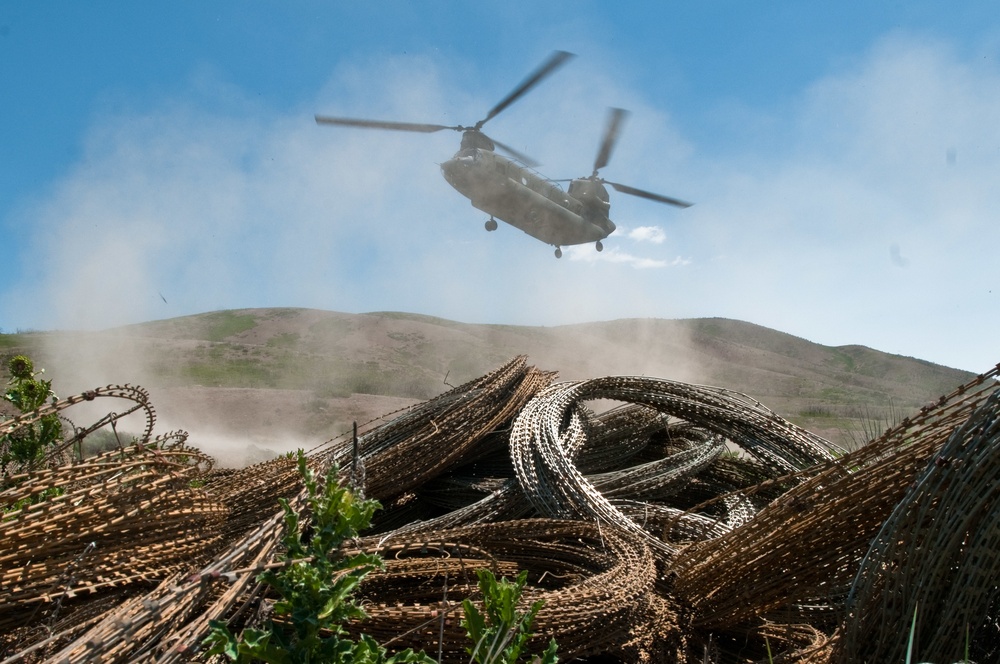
xmin=35 ymin=332 xmax=330 ymax=466
xmin=5 ymin=34 xmax=999 ymax=459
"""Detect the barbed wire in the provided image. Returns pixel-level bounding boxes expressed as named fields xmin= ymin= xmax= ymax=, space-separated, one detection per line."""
xmin=0 ymin=358 xmax=997 ymax=662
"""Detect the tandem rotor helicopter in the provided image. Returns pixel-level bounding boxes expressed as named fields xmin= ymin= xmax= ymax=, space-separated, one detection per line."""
xmin=315 ymin=51 xmax=692 ymax=259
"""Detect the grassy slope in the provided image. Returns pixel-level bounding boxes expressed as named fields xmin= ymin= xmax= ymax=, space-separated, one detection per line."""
xmin=0 ymin=308 xmax=982 ymax=449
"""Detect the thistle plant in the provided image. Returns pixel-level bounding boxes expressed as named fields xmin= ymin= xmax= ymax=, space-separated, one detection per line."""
xmin=205 ymin=451 xmax=435 ymax=663
xmin=461 ymin=569 xmax=558 ymax=664
xmin=2 ymin=354 xmax=62 ymax=472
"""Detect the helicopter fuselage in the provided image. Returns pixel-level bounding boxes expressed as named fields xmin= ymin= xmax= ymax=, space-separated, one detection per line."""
xmin=441 ymin=147 xmax=616 ymax=248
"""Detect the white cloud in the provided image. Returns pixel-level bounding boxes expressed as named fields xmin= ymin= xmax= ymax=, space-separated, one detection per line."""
xmin=564 ymin=245 xmax=692 ymax=270
xmin=565 ymin=245 xmax=665 ymax=268
xmin=624 ymin=225 xmax=667 ymax=244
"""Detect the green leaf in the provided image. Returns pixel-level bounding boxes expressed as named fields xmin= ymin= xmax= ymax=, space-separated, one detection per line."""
xmin=460 ymin=568 xmax=554 ymax=664
xmin=242 ymin=627 xmax=269 ymax=646
xmin=462 ymin=597 xmax=488 ymax=645
xmin=203 ymin=620 xmax=240 ymax=660
xmin=539 ymin=638 xmax=559 ymax=664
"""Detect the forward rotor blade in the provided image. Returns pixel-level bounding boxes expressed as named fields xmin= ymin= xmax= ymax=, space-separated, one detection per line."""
xmin=490 ymin=136 xmax=540 ymax=167
xmin=594 ymin=108 xmax=629 ymax=174
xmin=480 ymin=51 xmax=575 ymax=126
xmin=315 ymin=115 xmax=458 ymax=133
xmin=606 ymin=181 xmax=693 ymax=208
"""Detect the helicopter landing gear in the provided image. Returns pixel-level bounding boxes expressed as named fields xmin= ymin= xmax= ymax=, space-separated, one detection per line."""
xmin=554 ymin=247 xmax=563 ymax=259
xmin=485 ymin=218 xmax=498 ymax=232
xmin=596 ymin=241 xmax=604 ymax=252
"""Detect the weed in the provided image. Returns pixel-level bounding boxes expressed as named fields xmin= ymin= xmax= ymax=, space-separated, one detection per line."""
xmin=1 ymin=355 xmax=62 ymax=475
xmin=904 ymin=603 xmax=975 ymax=664
xmin=906 ymin=603 xmax=918 ymax=664
xmin=461 ymin=569 xmax=557 ymax=664
xmin=3 ymin=485 xmax=64 ymax=518
xmin=204 ymin=451 xmax=434 ymax=663
xmin=206 ymin=452 xmax=561 ymax=663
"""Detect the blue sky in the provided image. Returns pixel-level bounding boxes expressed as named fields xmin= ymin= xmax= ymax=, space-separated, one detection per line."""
xmin=1 ymin=2 xmax=998 ymax=373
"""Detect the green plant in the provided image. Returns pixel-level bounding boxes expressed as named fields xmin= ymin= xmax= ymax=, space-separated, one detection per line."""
xmin=905 ymin=603 xmax=918 ymax=664
xmin=200 ymin=311 xmax=258 ymax=342
xmin=461 ymin=569 xmax=557 ymax=664
xmin=1 ymin=355 xmax=63 ymax=471
xmin=3 ymin=485 xmax=64 ymax=518
xmin=204 ymin=451 xmax=434 ymax=664
xmin=901 ymin=605 xmax=974 ymax=664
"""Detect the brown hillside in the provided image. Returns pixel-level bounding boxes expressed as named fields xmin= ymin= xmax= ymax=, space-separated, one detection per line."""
xmin=0 ymin=308 xmax=980 ymax=463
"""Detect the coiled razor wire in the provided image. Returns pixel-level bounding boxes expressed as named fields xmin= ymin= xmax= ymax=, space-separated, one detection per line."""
xmin=669 ymin=366 xmax=1000 ymax=638
xmin=835 ymin=388 xmax=1000 ymax=663
xmin=1 ymin=384 xmax=157 ymax=478
xmin=508 ymin=376 xmax=838 ymax=556
xmin=0 ymin=356 xmax=998 ymax=663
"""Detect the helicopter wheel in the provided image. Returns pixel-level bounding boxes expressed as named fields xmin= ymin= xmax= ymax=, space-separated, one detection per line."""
xmin=554 ymin=247 xmax=563 ymax=259
xmin=596 ymin=241 xmax=603 ymax=252
xmin=485 ymin=218 xmax=498 ymax=232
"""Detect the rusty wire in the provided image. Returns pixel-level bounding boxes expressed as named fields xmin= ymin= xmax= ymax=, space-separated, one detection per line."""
xmin=0 ymin=357 xmax=998 ymax=663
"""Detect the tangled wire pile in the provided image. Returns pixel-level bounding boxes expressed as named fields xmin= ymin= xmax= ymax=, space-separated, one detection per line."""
xmin=1 ymin=355 xmax=998 ymax=662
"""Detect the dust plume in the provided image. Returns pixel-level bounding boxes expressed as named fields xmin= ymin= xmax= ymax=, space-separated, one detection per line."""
xmin=3 ymin=35 xmax=998 ymax=392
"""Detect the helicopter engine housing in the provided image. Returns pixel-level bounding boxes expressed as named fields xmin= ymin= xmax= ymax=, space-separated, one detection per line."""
xmin=568 ymin=178 xmax=614 ymax=233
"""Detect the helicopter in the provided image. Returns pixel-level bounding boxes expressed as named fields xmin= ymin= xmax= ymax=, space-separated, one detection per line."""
xmin=315 ymin=51 xmax=692 ymax=258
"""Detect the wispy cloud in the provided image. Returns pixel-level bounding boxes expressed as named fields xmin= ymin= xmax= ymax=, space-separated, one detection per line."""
xmin=566 ymin=245 xmax=691 ymax=270
xmin=624 ymin=225 xmax=667 ymax=244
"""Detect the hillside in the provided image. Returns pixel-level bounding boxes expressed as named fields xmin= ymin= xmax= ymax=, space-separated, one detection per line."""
xmin=0 ymin=308 xmax=979 ymax=462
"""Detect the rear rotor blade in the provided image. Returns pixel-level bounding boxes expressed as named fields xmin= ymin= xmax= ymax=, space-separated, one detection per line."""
xmin=315 ymin=115 xmax=459 ymax=133
xmin=480 ymin=51 xmax=575 ymax=127
xmin=606 ymin=181 xmax=693 ymax=208
xmin=593 ymin=108 xmax=629 ymax=174
xmin=490 ymin=136 xmax=540 ymax=167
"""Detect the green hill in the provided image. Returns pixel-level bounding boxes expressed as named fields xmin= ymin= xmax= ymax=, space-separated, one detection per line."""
xmin=0 ymin=308 xmax=980 ymax=454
